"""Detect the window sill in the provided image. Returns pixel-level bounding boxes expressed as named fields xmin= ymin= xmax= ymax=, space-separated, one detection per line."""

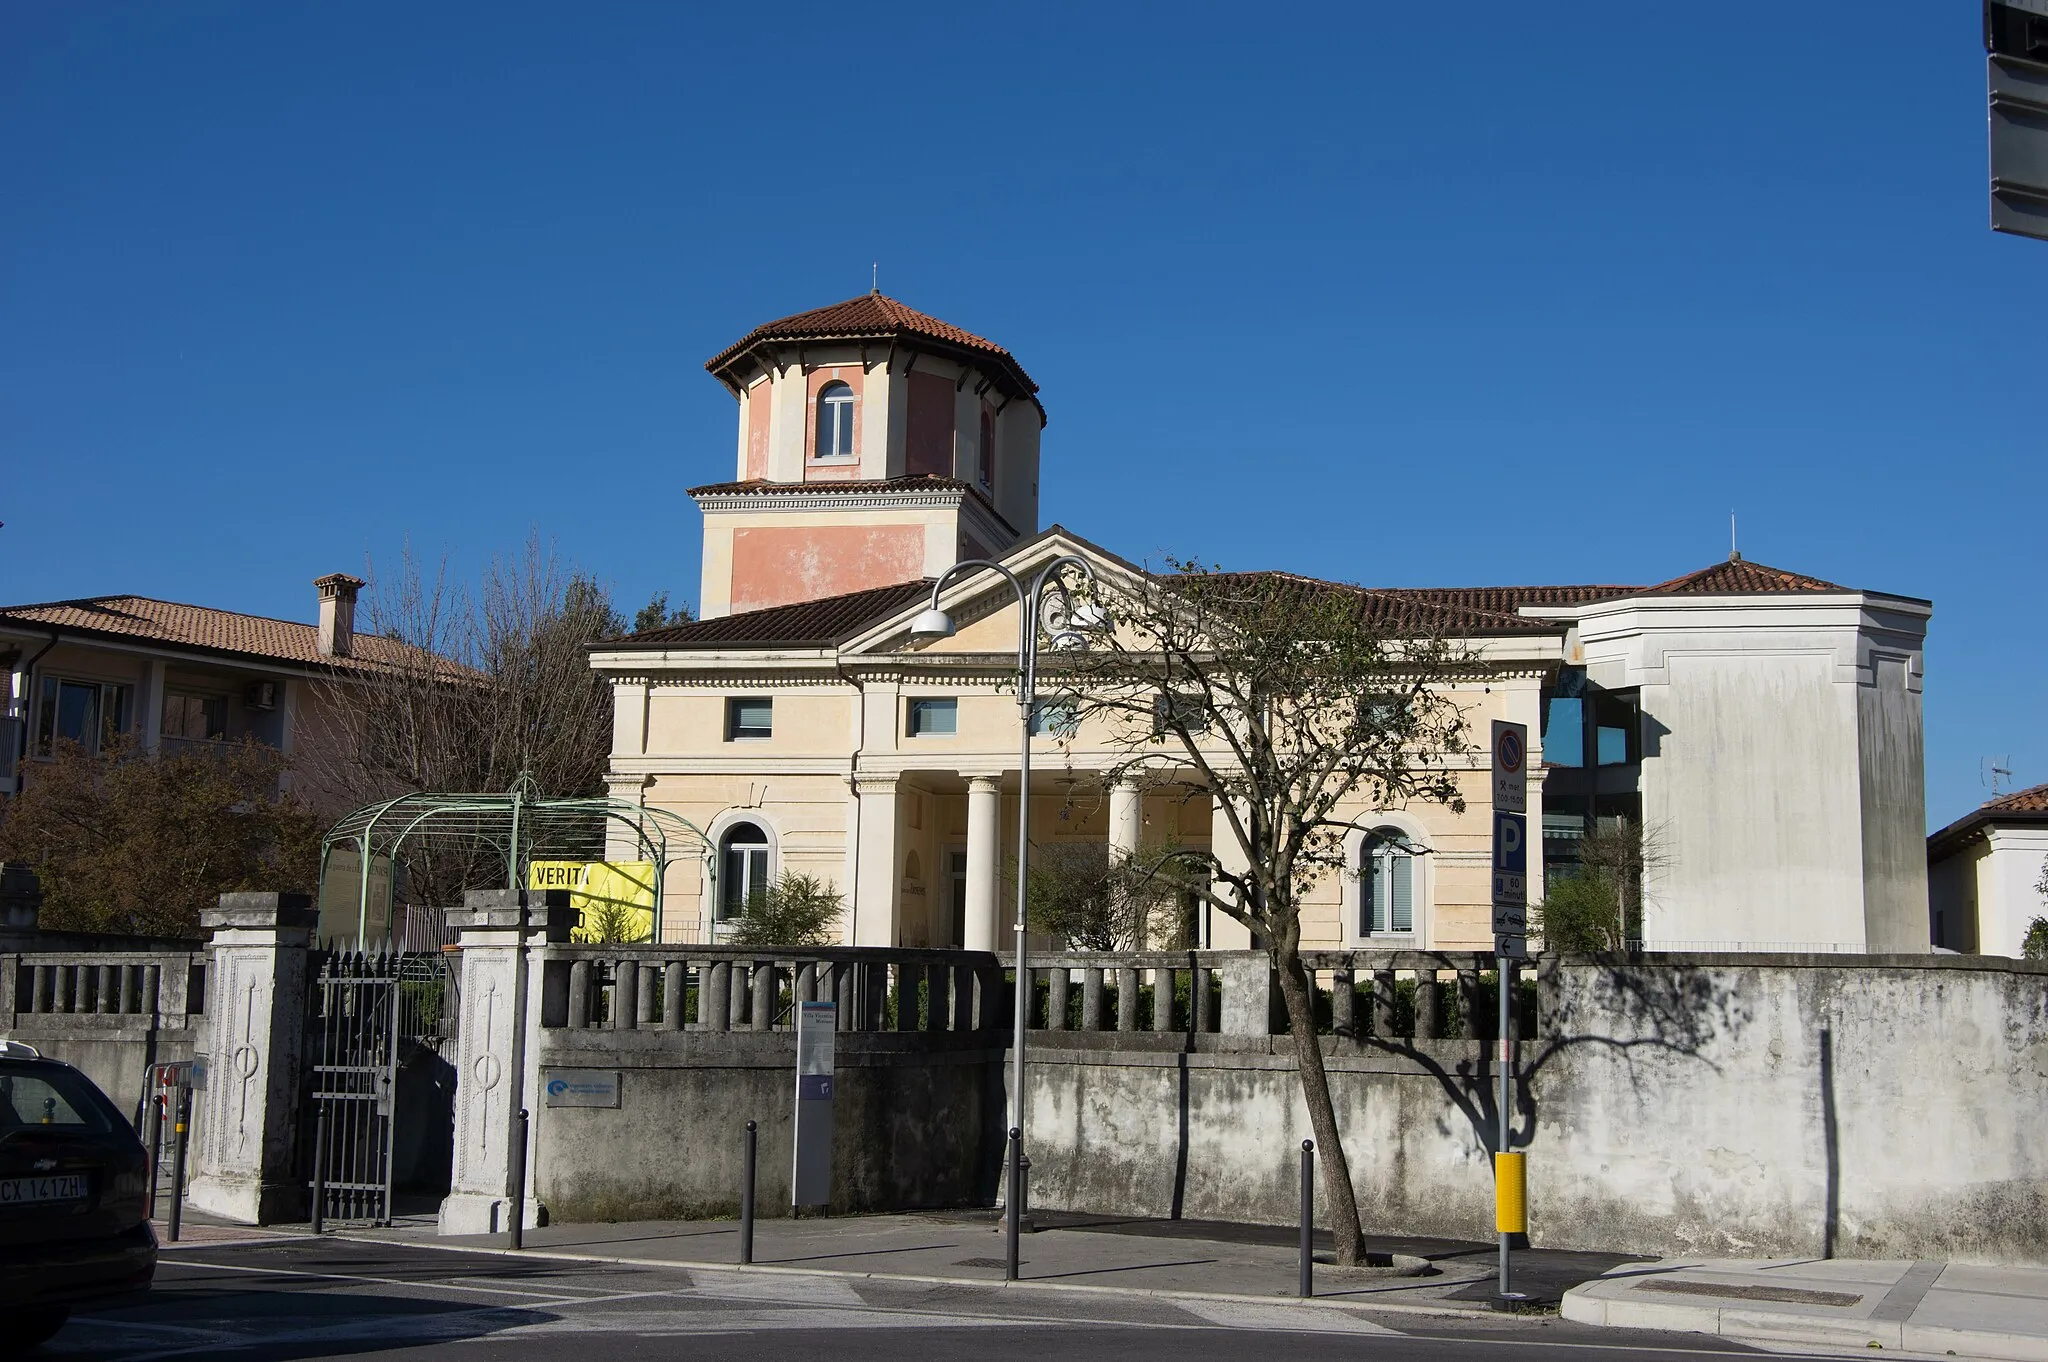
xmin=809 ymin=456 xmax=859 ymax=465
xmin=726 ymin=735 xmax=772 ymax=742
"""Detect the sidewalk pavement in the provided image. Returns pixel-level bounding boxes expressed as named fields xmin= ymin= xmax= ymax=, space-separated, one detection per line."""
xmin=1562 ymin=1257 xmax=2048 ymax=1361
xmin=339 ymin=1209 xmax=1642 ymax=1316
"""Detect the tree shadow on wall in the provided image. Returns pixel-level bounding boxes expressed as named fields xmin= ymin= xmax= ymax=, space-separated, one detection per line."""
xmin=1359 ymin=956 xmax=1757 ymax=1183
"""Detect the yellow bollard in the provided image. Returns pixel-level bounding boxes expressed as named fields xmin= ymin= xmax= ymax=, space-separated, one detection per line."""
xmin=1494 ymin=1151 xmax=1527 ymax=1234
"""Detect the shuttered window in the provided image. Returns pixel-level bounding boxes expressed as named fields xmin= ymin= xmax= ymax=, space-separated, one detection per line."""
xmin=1363 ymin=829 xmax=1416 ymax=936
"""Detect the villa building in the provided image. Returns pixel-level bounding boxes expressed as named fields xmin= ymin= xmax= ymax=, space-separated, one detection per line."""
xmin=589 ymin=293 xmax=1933 ymax=955
xmin=1927 ymin=783 xmax=2048 ymax=956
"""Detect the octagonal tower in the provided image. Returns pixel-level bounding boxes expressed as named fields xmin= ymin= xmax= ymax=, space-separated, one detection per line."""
xmin=692 ymin=292 xmax=1045 ymax=619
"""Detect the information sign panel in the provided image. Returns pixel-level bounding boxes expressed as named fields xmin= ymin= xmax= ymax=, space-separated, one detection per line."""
xmin=543 ymin=1069 xmax=620 ymax=1109
xmin=793 ymin=1001 xmax=836 ymax=1207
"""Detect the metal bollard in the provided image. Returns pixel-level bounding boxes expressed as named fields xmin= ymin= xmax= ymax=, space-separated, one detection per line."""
xmin=1004 ymin=1127 xmax=1023 ymax=1282
xmin=1299 ymin=1138 xmax=1315 ymax=1298
xmin=508 ymin=1109 xmax=529 ymax=1250
xmin=167 ymin=1086 xmax=192 ymax=1244
xmin=740 ymin=1120 xmax=757 ymax=1265
xmin=311 ymin=1101 xmax=331 ymax=1235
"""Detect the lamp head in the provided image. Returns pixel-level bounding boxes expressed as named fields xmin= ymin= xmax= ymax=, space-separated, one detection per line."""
xmin=1067 ymin=601 xmax=1111 ymax=632
xmin=909 ymin=607 xmax=957 ymax=640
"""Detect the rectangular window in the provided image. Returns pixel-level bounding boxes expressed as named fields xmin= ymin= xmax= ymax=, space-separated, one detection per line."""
xmin=1030 ymin=698 xmax=1078 ymax=737
xmin=726 ymin=697 xmax=772 ymax=741
xmin=162 ymin=693 xmax=228 ymax=742
xmin=1543 ymin=697 xmax=1584 ymax=767
xmin=1152 ymin=691 xmax=1208 ymax=736
xmin=720 ymin=844 xmax=770 ymax=919
xmin=34 ymin=678 xmax=130 ymax=757
xmin=1364 ymin=843 xmax=1415 ymax=935
xmin=907 ymin=697 xmax=958 ymax=737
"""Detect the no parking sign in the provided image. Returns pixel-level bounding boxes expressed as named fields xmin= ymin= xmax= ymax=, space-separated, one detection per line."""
xmin=1491 ymin=721 xmax=1529 ymax=953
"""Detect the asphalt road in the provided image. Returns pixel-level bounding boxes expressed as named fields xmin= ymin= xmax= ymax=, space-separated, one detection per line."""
xmin=47 ymin=1237 xmax=1789 ymax=1361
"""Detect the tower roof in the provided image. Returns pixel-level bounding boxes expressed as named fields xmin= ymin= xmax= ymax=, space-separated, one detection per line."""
xmin=705 ymin=292 xmax=1041 ymax=416
xmin=1642 ymin=557 xmax=1846 ymax=595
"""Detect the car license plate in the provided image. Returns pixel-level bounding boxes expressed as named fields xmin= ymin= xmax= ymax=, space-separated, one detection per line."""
xmin=0 ymin=1174 xmax=87 ymax=1205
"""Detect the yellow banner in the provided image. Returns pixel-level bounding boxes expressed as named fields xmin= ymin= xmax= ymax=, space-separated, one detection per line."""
xmin=528 ymin=861 xmax=657 ymax=943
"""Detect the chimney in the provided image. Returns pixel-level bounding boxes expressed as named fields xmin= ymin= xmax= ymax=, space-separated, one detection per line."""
xmin=315 ymin=573 xmax=364 ymax=657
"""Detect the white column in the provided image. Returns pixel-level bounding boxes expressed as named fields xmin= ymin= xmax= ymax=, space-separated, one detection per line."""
xmin=964 ymin=775 xmax=1002 ymax=952
xmin=852 ymin=775 xmax=901 ymax=946
xmin=1208 ymin=792 xmax=1254 ymax=950
xmin=1109 ymin=780 xmax=1142 ymax=863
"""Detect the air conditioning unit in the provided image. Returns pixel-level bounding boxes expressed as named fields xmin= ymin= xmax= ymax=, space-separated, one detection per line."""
xmin=245 ymin=681 xmax=278 ymax=711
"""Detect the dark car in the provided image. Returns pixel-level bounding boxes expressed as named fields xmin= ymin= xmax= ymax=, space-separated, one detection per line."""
xmin=0 ymin=1045 xmax=157 ymax=1350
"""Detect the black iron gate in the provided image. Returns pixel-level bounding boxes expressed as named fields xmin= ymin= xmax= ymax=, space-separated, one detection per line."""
xmin=298 ymin=950 xmax=453 ymax=1225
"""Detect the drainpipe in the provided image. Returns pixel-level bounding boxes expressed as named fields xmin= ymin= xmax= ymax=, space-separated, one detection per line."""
xmin=838 ymin=661 xmax=867 ymax=946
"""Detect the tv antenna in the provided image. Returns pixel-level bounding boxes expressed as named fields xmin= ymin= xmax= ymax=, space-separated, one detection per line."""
xmin=1984 ymin=756 xmax=2014 ymax=797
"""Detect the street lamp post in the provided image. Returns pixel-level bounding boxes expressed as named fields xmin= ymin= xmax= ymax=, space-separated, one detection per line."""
xmin=910 ymin=554 xmax=1103 ymax=1250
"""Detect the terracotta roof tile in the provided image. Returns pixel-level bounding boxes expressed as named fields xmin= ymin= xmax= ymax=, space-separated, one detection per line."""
xmin=1644 ymin=558 xmax=1846 ymax=595
xmin=1209 ymin=573 xmax=1632 ymax=634
xmin=608 ymin=579 xmax=935 ymax=650
xmin=1927 ymin=781 xmax=2048 ymax=858
xmin=1985 ymin=782 xmax=2048 ymax=814
xmin=0 ymin=595 xmax=456 ymax=676
xmin=705 ymin=292 xmax=1040 ymax=410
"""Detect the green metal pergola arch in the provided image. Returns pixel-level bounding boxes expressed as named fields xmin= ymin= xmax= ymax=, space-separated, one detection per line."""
xmin=318 ymin=776 xmax=712 ymax=943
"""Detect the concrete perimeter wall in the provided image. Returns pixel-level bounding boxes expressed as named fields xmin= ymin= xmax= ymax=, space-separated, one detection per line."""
xmin=1019 ymin=956 xmax=2048 ymax=1264
xmin=533 ymin=1030 xmax=1003 ymax=1223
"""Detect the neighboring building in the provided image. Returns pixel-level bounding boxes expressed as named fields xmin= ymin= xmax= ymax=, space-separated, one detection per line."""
xmin=590 ymin=293 xmax=1934 ymax=954
xmin=1927 ymin=784 xmax=2048 ymax=956
xmin=2 ymin=573 xmax=380 ymax=803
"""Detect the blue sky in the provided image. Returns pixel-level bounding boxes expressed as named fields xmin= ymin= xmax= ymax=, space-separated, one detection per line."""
xmin=2 ymin=3 xmax=2042 ymax=826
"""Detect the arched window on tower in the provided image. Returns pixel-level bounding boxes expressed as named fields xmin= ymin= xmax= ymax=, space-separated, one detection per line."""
xmin=1361 ymin=828 xmax=1416 ymax=937
xmin=815 ymin=381 xmax=856 ymax=460
xmin=719 ymin=821 xmax=772 ymax=919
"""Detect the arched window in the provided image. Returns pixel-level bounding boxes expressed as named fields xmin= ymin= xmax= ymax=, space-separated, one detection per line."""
xmin=1361 ymin=828 xmax=1415 ymax=936
xmin=814 ymin=381 xmax=855 ymax=459
xmin=719 ymin=822 xmax=772 ymax=919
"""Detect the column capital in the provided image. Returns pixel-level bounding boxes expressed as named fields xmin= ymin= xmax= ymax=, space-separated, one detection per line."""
xmin=851 ymin=771 xmax=900 ymax=795
xmin=965 ymin=774 xmax=1003 ymax=794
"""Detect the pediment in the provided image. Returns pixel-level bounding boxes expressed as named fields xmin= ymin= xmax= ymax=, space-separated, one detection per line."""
xmin=843 ymin=527 xmax=1143 ymax=660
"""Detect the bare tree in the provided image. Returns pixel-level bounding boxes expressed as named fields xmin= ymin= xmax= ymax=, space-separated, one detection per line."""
xmin=1010 ymin=839 xmax=1184 ymax=951
xmin=1062 ymin=561 xmax=1472 ymax=1266
xmin=300 ymin=534 xmax=631 ymax=905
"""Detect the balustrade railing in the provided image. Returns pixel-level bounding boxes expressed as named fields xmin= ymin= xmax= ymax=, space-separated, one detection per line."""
xmin=530 ymin=945 xmax=1538 ymax=1042
xmin=540 ymin=946 xmax=1002 ymax=1035
xmin=2 ymin=951 xmax=204 ymax=1022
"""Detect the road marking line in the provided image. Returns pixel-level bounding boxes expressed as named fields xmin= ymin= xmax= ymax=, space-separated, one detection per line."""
xmin=1176 ymin=1299 xmax=1405 ymax=1334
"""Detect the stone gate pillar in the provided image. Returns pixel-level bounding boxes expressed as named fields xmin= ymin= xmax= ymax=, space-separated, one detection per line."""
xmin=185 ymin=892 xmax=315 ymax=1224
xmin=439 ymin=889 xmax=564 ymax=1235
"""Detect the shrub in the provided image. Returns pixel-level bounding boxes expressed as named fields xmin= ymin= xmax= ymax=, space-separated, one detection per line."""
xmin=1536 ymin=871 xmax=1629 ymax=953
xmin=2023 ymin=916 xmax=2048 ymax=962
xmin=727 ymin=871 xmax=843 ymax=947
